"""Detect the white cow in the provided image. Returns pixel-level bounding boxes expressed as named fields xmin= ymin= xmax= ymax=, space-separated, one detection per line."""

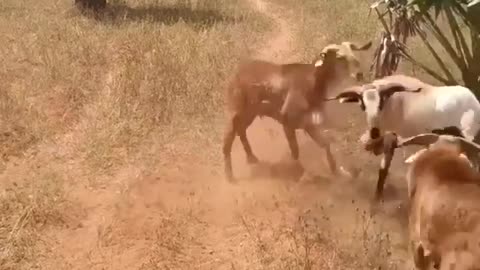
xmin=325 ymin=74 xmax=480 ymax=199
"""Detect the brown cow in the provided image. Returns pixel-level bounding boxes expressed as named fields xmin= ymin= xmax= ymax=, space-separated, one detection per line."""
xmin=371 ymin=132 xmax=480 ymax=269
xmin=223 ymin=41 xmax=372 ymax=182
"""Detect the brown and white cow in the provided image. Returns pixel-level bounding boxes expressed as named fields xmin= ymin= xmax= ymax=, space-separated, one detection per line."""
xmin=223 ymin=41 xmax=372 ymax=182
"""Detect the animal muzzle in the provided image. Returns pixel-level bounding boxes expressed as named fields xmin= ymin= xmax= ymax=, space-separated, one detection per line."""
xmin=369 ymin=127 xmax=381 ymax=139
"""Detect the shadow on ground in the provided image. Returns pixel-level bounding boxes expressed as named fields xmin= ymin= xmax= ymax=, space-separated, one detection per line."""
xmin=77 ymin=3 xmax=243 ymax=28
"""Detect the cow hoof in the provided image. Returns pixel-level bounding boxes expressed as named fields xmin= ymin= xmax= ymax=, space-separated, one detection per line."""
xmin=226 ymin=175 xmax=238 ymax=183
xmin=247 ymin=155 xmax=259 ymax=164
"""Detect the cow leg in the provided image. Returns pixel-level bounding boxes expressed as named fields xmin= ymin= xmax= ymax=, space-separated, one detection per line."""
xmin=375 ymin=150 xmax=394 ymax=201
xmin=258 ymin=102 xmax=300 ymax=160
xmin=223 ymin=114 xmax=237 ymax=182
xmin=283 ymin=125 xmax=299 ymax=160
xmin=238 ymin=113 xmax=259 ymax=164
xmin=304 ymin=125 xmax=338 ymax=174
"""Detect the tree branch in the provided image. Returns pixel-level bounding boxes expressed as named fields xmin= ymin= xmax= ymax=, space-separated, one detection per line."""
xmin=413 ymin=23 xmax=457 ymax=83
xmin=399 ymin=47 xmax=452 ymax=85
xmin=423 ymin=12 xmax=468 ymax=72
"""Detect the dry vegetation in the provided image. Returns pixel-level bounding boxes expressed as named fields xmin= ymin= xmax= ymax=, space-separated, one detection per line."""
xmin=0 ymin=0 xmax=448 ymax=269
xmin=0 ymin=0 xmax=268 ymax=268
xmin=279 ymin=0 xmax=461 ymax=84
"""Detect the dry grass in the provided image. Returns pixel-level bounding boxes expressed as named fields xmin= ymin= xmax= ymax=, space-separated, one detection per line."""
xmin=0 ymin=0 xmax=269 ymax=268
xmin=237 ymin=207 xmax=399 ymax=270
xmin=277 ymin=0 xmax=460 ymax=84
xmin=0 ymin=0 xmax=452 ymax=268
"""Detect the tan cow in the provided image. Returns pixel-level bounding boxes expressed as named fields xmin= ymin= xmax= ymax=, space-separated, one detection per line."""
xmin=373 ymin=133 xmax=480 ymax=269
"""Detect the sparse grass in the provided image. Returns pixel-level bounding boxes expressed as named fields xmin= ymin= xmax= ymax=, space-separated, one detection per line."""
xmin=0 ymin=0 xmax=269 ymax=268
xmin=276 ymin=0 xmax=459 ymax=84
xmin=238 ymin=206 xmax=400 ymax=270
xmin=0 ymin=168 xmax=70 ymax=270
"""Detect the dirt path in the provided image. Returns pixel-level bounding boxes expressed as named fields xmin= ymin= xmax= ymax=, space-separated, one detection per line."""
xmin=249 ymin=0 xmax=294 ymax=61
xmin=31 ymin=0 xmax=412 ymax=268
xmin=30 ymin=0 xmax=304 ymax=269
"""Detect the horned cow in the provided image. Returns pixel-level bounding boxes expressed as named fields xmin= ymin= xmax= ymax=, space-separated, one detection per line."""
xmin=365 ymin=132 xmax=480 ymax=269
xmin=325 ymin=74 xmax=480 ymax=199
xmin=222 ymin=41 xmax=372 ymax=182
xmin=364 ymin=126 xmax=479 ymax=200
xmin=390 ymin=133 xmax=480 ymax=270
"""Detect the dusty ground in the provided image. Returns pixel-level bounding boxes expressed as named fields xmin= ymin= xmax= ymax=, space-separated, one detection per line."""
xmin=0 ymin=0 xmax=417 ymax=269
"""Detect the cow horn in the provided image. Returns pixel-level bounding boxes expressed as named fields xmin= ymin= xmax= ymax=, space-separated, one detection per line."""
xmin=398 ymin=133 xmax=441 ymax=147
xmin=324 ymin=86 xmax=362 ymax=103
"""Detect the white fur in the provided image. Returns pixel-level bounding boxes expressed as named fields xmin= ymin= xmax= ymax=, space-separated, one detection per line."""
xmin=357 ymin=75 xmax=480 ymax=141
xmin=362 ymin=89 xmax=381 ymax=128
xmin=380 ymin=156 xmax=386 ymax=169
xmin=404 ymin=148 xmax=428 ymax=164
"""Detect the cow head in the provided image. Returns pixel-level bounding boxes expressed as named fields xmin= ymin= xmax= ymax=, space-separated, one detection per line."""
xmin=312 ymin=40 xmax=372 ymax=84
xmin=324 ymin=82 xmax=422 ymax=140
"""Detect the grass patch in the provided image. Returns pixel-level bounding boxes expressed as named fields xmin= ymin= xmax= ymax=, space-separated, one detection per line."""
xmin=0 ymin=169 xmax=69 ymax=270
xmin=0 ymin=0 xmax=270 ymax=268
xmin=237 ymin=206 xmax=400 ymax=270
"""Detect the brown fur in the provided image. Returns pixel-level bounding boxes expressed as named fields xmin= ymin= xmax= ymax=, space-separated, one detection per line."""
xmin=409 ymin=146 xmax=479 ymax=187
xmin=429 ymin=231 xmax=480 ymax=270
xmin=222 ymin=48 xmax=359 ymax=182
xmin=407 ymin=146 xmax=480 ymax=269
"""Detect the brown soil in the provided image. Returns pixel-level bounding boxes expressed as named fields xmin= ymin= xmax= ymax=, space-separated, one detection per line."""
xmin=30 ymin=0 xmax=414 ymax=268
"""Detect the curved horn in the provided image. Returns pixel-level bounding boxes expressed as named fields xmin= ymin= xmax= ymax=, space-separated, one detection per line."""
xmin=325 ymin=47 xmax=340 ymax=55
xmin=377 ymin=81 xmax=422 ymax=98
xmin=398 ymin=133 xmax=441 ymax=147
xmin=321 ymin=44 xmax=341 ymax=55
xmin=431 ymin=126 xmax=465 ymax=138
xmin=455 ymin=137 xmax=480 ymax=156
xmin=399 ymin=133 xmax=480 ymax=153
xmin=349 ymin=41 xmax=373 ymax=51
xmin=324 ymin=86 xmax=362 ymax=103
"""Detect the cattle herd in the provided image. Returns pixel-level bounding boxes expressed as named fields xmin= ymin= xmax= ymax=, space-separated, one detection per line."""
xmin=223 ymin=40 xmax=480 ymax=269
